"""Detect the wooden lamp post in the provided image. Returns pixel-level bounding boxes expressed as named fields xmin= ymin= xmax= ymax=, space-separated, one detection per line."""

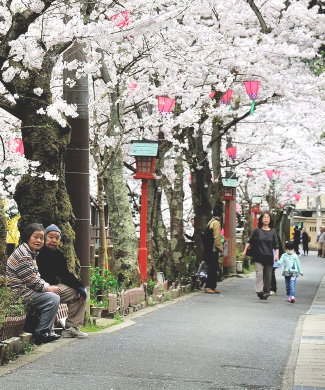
xmin=252 ymin=196 xmax=263 ymax=228
xmin=222 ymin=173 xmax=238 ymax=274
xmin=131 ymin=140 xmax=159 ymax=283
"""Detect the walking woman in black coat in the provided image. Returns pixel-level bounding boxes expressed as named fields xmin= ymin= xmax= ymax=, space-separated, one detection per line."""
xmin=242 ymin=212 xmax=279 ymax=300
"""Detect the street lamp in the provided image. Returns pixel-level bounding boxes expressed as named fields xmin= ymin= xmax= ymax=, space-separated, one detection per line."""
xmin=222 ymin=171 xmax=238 ymax=273
xmin=251 ymin=196 xmax=262 ymax=228
xmin=131 ymin=140 xmax=159 ymax=283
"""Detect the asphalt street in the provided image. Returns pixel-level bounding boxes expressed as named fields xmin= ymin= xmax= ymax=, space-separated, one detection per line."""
xmin=0 ymin=253 xmax=324 ymax=390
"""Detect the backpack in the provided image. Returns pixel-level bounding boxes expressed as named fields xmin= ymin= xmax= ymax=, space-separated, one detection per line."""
xmin=201 ymin=222 xmax=214 ymax=252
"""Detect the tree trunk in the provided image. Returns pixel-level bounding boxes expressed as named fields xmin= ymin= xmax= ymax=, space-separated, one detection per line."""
xmin=184 ymin=126 xmax=212 ymax=267
xmin=12 ymin=46 xmax=78 ymax=272
xmin=161 ymin=154 xmax=188 ymax=279
xmin=0 ymin=200 xmax=6 ymax=276
xmin=103 ymin=149 xmax=140 ymax=287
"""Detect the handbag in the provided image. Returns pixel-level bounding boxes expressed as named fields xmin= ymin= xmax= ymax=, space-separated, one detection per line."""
xmin=246 ymin=229 xmax=259 ymax=257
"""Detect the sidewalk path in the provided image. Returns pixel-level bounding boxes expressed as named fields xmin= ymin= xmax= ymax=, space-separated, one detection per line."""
xmin=292 ymin=273 xmax=325 ymax=390
xmin=0 ymin=252 xmax=324 ymax=390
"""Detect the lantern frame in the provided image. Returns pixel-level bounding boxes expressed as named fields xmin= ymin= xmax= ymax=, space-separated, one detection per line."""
xmin=251 ymin=196 xmax=262 ymax=213
xmin=222 ymin=177 xmax=238 ymax=201
xmin=131 ymin=140 xmax=159 ymax=180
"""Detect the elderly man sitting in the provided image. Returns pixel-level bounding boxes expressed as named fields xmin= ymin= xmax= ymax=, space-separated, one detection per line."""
xmin=36 ymin=224 xmax=88 ymax=339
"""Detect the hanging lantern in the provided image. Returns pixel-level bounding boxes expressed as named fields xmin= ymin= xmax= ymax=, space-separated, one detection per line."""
xmin=244 ymin=81 xmax=260 ymax=114
xmin=158 ymin=96 xmax=175 ymax=114
xmin=8 ymin=138 xmax=24 ymax=156
xmin=131 ymin=140 xmax=158 ymax=180
xmin=246 ymin=169 xmax=253 ymax=178
xmin=219 ymin=89 xmax=233 ymax=105
xmin=209 ymin=91 xmax=216 ymax=99
xmin=274 ymin=170 xmax=281 ymax=180
xmin=294 ymin=193 xmax=301 ymax=201
xmin=111 ymin=10 xmax=131 ymax=28
xmin=265 ymin=169 xmax=274 ymax=181
xmin=226 ymin=146 xmax=237 ymax=161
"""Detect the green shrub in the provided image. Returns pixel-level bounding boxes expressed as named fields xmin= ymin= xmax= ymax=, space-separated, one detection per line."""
xmin=90 ymin=267 xmax=118 ymax=301
xmin=0 ymin=279 xmax=27 ymax=330
xmin=146 ymin=280 xmax=156 ymax=296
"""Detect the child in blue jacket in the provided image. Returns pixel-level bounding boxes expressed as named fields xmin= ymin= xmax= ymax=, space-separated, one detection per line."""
xmin=276 ymin=241 xmax=304 ymax=303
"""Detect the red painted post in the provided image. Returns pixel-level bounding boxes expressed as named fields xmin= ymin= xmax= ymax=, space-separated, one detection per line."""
xmin=223 ymin=199 xmax=230 ymax=268
xmin=254 ymin=212 xmax=258 ymax=228
xmin=139 ymin=179 xmax=148 ymax=283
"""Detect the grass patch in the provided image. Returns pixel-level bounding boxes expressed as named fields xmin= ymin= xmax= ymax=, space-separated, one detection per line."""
xmin=80 ymin=318 xmax=123 ymax=333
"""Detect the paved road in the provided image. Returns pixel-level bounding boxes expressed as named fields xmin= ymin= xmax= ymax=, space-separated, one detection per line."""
xmin=0 ymin=253 xmax=324 ymax=390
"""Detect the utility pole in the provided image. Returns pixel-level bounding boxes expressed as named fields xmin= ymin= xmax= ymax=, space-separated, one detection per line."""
xmin=63 ymin=42 xmax=90 ymax=291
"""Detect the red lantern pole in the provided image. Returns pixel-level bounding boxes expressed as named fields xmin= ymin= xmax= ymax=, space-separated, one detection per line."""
xmin=139 ymin=179 xmax=149 ymax=283
xmin=254 ymin=211 xmax=258 ymax=229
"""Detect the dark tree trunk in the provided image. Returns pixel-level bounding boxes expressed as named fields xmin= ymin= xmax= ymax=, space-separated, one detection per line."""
xmin=0 ymin=200 xmax=6 ymax=276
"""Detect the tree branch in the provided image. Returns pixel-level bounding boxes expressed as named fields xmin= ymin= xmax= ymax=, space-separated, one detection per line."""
xmin=208 ymin=98 xmax=269 ymax=148
xmin=246 ymin=0 xmax=271 ymax=33
xmin=0 ymin=94 xmax=18 ymax=117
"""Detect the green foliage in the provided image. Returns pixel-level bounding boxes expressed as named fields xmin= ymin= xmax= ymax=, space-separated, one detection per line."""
xmin=308 ymin=50 xmax=325 ymax=76
xmin=80 ymin=318 xmax=123 ymax=332
xmin=90 ymin=298 xmax=107 ymax=308
xmin=0 ymin=280 xmax=27 ymax=330
xmin=146 ymin=280 xmax=156 ymax=296
xmin=90 ymin=267 xmax=118 ymax=300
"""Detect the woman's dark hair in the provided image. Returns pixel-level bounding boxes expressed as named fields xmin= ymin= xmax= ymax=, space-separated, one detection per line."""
xmin=285 ymin=241 xmax=294 ymax=250
xmin=20 ymin=223 xmax=45 ymax=244
xmin=258 ymin=211 xmax=274 ymax=229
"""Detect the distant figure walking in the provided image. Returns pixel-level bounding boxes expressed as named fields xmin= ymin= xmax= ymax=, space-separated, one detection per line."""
xmin=243 ymin=211 xmax=279 ymax=300
xmin=293 ymin=226 xmax=301 ymax=255
xmin=301 ymin=227 xmax=309 ymax=256
xmin=276 ymin=241 xmax=304 ymax=303
xmin=316 ymin=226 xmax=325 ymax=258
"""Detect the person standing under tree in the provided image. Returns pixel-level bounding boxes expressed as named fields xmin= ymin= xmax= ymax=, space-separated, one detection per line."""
xmin=293 ymin=226 xmax=301 ymax=255
xmin=316 ymin=226 xmax=325 ymax=258
xmin=301 ymin=227 xmax=309 ymax=256
xmin=203 ymin=205 xmax=224 ymax=294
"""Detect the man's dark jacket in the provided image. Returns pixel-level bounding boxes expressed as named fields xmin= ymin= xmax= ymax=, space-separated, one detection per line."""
xmin=37 ymin=246 xmax=84 ymax=290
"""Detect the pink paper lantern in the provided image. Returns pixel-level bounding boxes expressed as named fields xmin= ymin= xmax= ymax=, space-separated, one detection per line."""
xmin=226 ymin=146 xmax=237 ymax=161
xmin=111 ymin=10 xmax=131 ymax=28
xmin=8 ymin=138 xmax=24 ymax=156
xmin=219 ymin=89 xmax=233 ymax=105
xmin=209 ymin=91 xmax=216 ymax=98
xmin=244 ymin=81 xmax=260 ymax=114
xmin=265 ymin=169 xmax=274 ymax=180
xmin=294 ymin=193 xmax=301 ymax=201
xmin=244 ymin=81 xmax=260 ymax=100
xmin=128 ymin=82 xmax=137 ymax=90
xmin=158 ymin=96 xmax=175 ymax=114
